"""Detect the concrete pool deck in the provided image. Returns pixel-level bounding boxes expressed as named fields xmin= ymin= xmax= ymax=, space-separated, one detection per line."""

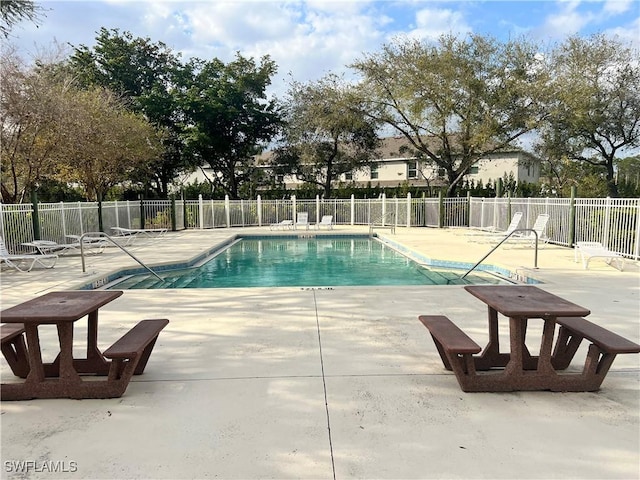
xmin=1 ymin=226 xmax=639 ymax=479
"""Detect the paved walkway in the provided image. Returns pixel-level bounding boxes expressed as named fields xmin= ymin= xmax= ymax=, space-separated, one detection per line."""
xmin=1 ymin=227 xmax=639 ymax=479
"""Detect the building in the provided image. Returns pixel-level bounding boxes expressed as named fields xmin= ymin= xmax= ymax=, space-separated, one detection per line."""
xmin=182 ymin=136 xmax=541 ymax=191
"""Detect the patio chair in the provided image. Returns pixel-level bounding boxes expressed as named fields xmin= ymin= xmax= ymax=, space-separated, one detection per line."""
xmin=0 ymin=237 xmax=58 ymax=272
xmin=468 ymin=212 xmax=522 ymax=238
xmin=22 ymin=238 xmax=107 ymax=256
xmin=574 ymin=242 xmax=625 ymax=271
xmin=315 ymin=215 xmax=334 ymax=230
xmin=506 ymin=213 xmax=550 ymax=246
xmin=269 ymin=220 xmax=293 ymax=230
xmin=295 ymin=212 xmax=309 ymax=230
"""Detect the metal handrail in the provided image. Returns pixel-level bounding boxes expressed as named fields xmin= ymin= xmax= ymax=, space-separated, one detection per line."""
xmin=369 ymin=212 xmax=396 ymax=234
xmin=79 ymin=232 xmax=163 ymax=282
xmin=461 ymin=228 xmax=540 ymax=279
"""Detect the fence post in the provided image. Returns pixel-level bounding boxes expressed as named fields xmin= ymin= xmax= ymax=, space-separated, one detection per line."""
xmin=292 ymin=195 xmax=297 ymax=222
xmin=603 ymin=196 xmax=612 ymax=246
xmin=350 ymin=194 xmax=355 ymax=225
xmin=182 ymin=190 xmax=188 ymax=230
xmin=257 ymin=195 xmax=262 ymax=227
xmin=466 ymin=192 xmax=471 ymax=227
xmin=198 ymin=195 xmax=204 ymax=229
xmin=225 ymin=195 xmax=231 ymax=228
xmin=139 ymin=197 xmax=145 ymax=229
xmin=438 ymin=191 xmax=444 ymax=228
xmin=381 ymin=193 xmax=386 ymax=225
xmin=31 ymin=190 xmax=41 ymax=240
xmin=634 ymin=199 xmax=640 ymax=260
xmin=60 ymin=202 xmax=67 ymax=237
xmin=406 ymin=193 xmax=411 ymax=227
xmin=569 ymin=186 xmax=576 ymax=247
xmin=97 ymin=193 xmax=104 ymax=233
xmin=170 ymin=195 xmax=177 ymax=232
xmin=316 ymin=195 xmax=321 ymax=224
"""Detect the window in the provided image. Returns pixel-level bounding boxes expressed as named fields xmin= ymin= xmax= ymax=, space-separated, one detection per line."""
xmin=370 ymin=165 xmax=378 ymax=180
xmin=437 ymin=168 xmax=446 ymax=178
xmin=468 ymin=166 xmax=479 ymax=175
xmin=407 ymin=161 xmax=418 ymax=179
xmin=345 ymin=172 xmax=353 ymax=181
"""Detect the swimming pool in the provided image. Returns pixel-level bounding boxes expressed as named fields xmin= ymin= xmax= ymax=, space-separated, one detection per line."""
xmin=108 ymin=235 xmax=511 ymax=289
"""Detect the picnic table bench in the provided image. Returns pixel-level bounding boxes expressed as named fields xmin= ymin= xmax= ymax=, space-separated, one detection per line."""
xmin=1 ymin=323 xmax=29 ymax=378
xmin=1 ymin=292 xmax=169 ymax=400
xmin=419 ymin=286 xmax=640 ymax=392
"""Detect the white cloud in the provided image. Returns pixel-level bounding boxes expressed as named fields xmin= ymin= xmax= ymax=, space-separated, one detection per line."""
xmin=536 ymin=1 xmax=595 ymax=39
xmin=602 ymin=0 xmax=634 ymax=15
xmin=405 ymin=8 xmax=472 ymax=41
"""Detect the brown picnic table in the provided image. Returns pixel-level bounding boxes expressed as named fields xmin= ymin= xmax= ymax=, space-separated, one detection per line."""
xmin=1 ymin=291 xmax=168 ymax=400
xmin=419 ymin=285 xmax=640 ymax=392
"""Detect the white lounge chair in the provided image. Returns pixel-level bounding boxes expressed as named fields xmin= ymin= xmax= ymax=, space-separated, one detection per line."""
xmin=574 ymin=242 xmax=625 ymax=271
xmin=269 ymin=220 xmax=293 ymax=230
xmin=22 ymin=238 xmax=107 ymax=255
xmin=295 ymin=212 xmax=309 ymax=230
xmin=468 ymin=212 xmax=522 ymax=238
xmin=1 ymin=237 xmax=58 ymax=272
xmin=111 ymin=226 xmax=167 ymax=238
xmin=507 ymin=213 xmax=550 ymax=246
xmin=315 ymin=215 xmax=334 ymax=230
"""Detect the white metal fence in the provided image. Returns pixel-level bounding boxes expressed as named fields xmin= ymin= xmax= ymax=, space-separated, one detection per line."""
xmin=1 ymin=195 xmax=638 ymax=259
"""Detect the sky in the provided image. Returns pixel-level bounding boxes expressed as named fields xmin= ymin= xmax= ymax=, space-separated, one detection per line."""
xmin=6 ymin=0 xmax=640 ymax=96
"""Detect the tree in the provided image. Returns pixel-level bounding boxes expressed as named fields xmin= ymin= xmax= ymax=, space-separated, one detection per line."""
xmin=67 ymin=28 xmax=190 ymax=198
xmin=0 ymin=48 xmax=73 ymax=203
xmin=351 ymin=34 xmax=551 ymax=196
xmin=273 ymin=74 xmax=381 ymax=198
xmin=56 ymin=88 xmax=161 ymax=200
xmin=0 ymin=0 xmax=45 ymax=38
xmin=536 ymin=35 xmax=640 ymax=197
xmin=180 ymin=53 xmax=282 ymax=199
xmin=0 ymin=48 xmax=160 ymax=202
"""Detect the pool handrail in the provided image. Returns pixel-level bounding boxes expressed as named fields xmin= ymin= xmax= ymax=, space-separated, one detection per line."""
xmin=79 ymin=232 xmax=163 ymax=282
xmin=461 ymin=228 xmax=539 ymax=279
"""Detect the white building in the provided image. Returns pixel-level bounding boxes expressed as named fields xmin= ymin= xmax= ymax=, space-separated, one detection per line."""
xmin=182 ymin=136 xmax=541 ymax=191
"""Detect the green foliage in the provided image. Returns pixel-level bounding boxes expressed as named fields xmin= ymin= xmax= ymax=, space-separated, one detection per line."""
xmin=536 ymin=35 xmax=640 ymax=197
xmin=180 ymin=53 xmax=282 ymax=199
xmin=351 ymin=34 xmax=550 ymax=197
xmin=272 ymin=74 xmax=381 ymax=199
xmin=0 ymin=0 xmax=45 ymax=38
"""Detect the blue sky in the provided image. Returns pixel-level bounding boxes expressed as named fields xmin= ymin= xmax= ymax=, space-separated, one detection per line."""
xmin=7 ymin=0 xmax=639 ymax=93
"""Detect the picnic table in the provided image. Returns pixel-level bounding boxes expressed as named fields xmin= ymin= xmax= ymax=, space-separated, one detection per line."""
xmin=1 ymin=291 xmax=168 ymax=400
xmin=419 ymin=285 xmax=640 ymax=392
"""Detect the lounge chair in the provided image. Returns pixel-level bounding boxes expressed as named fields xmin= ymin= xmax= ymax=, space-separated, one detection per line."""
xmin=295 ymin=212 xmax=309 ymax=230
xmin=507 ymin=213 xmax=550 ymax=246
xmin=111 ymin=227 xmax=167 ymax=238
xmin=574 ymin=242 xmax=625 ymax=271
xmin=22 ymin=238 xmax=107 ymax=255
xmin=468 ymin=212 xmax=522 ymax=237
xmin=315 ymin=215 xmax=334 ymax=230
xmin=269 ymin=220 xmax=293 ymax=230
xmin=0 ymin=237 xmax=58 ymax=272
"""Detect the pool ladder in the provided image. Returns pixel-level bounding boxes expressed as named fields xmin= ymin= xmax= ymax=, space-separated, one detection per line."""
xmin=369 ymin=212 xmax=396 ymax=235
xmin=461 ymin=229 xmax=540 ymax=279
xmin=79 ymin=232 xmax=163 ymax=282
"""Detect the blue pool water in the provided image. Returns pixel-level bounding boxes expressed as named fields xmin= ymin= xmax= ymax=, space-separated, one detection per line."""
xmin=109 ymin=236 xmax=509 ymax=289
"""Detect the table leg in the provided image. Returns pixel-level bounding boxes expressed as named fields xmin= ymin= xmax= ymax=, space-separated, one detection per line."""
xmin=56 ymin=323 xmax=81 ymax=383
xmin=504 ymin=317 xmax=525 ymax=375
xmin=23 ymin=325 xmax=45 ymax=383
xmin=475 ymin=307 xmax=510 ymax=370
xmin=537 ymin=318 xmax=557 ymax=374
xmin=79 ymin=309 xmax=110 ymax=374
